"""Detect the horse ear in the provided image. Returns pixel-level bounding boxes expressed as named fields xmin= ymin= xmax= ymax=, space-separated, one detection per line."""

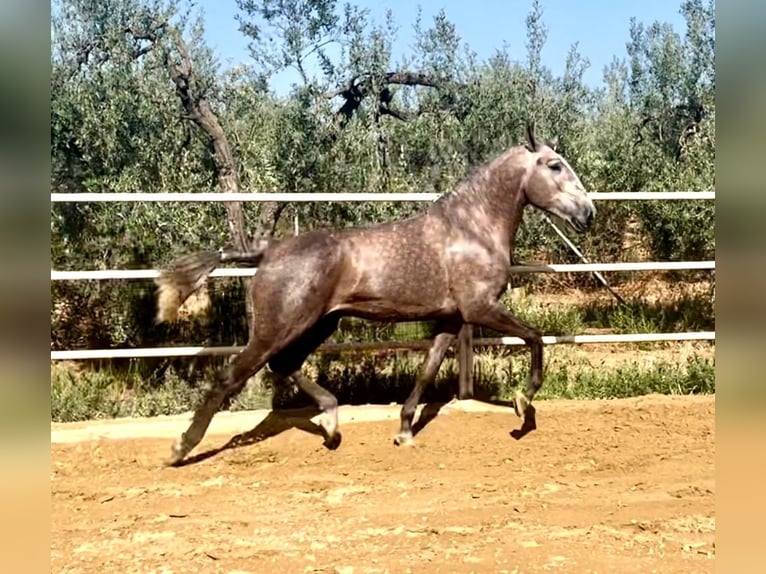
xmin=549 ymin=136 xmax=559 ymax=152
xmin=525 ymin=121 xmax=537 ymax=152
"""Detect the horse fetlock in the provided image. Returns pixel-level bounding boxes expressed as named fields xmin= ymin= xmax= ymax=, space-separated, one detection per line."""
xmin=319 ymin=408 xmax=341 ymax=450
xmin=319 ymin=408 xmax=338 ymax=436
xmin=524 ymin=374 xmax=542 ymax=396
xmin=513 ymin=389 xmax=532 ymax=420
xmin=393 ymin=431 xmax=415 ymax=447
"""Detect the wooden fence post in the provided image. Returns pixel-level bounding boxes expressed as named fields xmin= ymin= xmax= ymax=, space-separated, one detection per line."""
xmin=457 ymin=324 xmax=474 ymax=399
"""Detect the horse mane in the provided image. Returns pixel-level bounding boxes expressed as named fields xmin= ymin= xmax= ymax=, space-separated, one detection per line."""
xmin=433 ymin=143 xmax=526 ymax=207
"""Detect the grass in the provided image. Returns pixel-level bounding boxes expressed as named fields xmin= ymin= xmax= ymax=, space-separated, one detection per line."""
xmin=51 ymin=345 xmax=714 ymax=423
xmin=51 ymin=363 xmax=201 ymax=422
xmin=533 ymin=354 xmax=714 ymax=400
xmin=502 ymin=289 xmax=587 ymax=336
xmin=582 ymin=294 xmax=715 ymax=334
xmin=50 ymin=362 xmax=272 ymax=423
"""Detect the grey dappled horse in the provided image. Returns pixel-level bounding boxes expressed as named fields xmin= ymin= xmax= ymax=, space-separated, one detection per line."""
xmin=155 ymin=124 xmax=596 ymax=466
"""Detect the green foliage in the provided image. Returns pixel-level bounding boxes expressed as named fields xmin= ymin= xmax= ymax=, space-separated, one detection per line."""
xmin=535 ymin=355 xmax=715 ymax=400
xmin=50 ymin=351 xmax=714 ymax=422
xmin=499 ymin=289 xmax=586 ymax=336
xmin=235 ymin=0 xmax=366 ymax=86
xmin=583 ymin=293 xmax=714 ymax=334
xmin=50 ymin=362 xmax=207 ymax=421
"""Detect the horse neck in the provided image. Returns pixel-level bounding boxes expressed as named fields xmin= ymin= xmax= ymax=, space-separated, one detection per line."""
xmin=438 ymin=150 xmax=528 ymax=256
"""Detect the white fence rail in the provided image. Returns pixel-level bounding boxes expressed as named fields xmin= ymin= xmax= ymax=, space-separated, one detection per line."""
xmin=50 ymin=191 xmax=715 ymax=203
xmin=50 ymin=332 xmax=716 ymax=361
xmin=51 ymin=261 xmax=716 ymax=281
xmin=50 ymin=191 xmax=715 ymax=361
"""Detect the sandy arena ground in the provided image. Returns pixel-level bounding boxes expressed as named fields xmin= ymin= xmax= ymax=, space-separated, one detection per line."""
xmin=51 ymin=394 xmax=715 ymax=573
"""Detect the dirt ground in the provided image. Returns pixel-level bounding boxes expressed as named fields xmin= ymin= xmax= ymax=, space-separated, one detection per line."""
xmin=51 ymin=394 xmax=715 ymax=574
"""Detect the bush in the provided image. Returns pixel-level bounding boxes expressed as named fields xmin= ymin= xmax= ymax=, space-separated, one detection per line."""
xmin=51 ymin=350 xmax=714 ymax=422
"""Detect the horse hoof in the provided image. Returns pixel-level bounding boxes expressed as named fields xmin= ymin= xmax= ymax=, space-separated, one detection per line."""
xmin=323 ymin=432 xmax=342 ymax=450
xmin=165 ymin=441 xmax=186 ymax=467
xmin=165 ymin=453 xmax=184 ymax=467
xmin=393 ymin=433 xmax=414 ymax=447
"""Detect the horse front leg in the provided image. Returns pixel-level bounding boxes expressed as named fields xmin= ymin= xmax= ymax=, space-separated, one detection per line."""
xmin=394 ymin=321 xmax=462 ymax=446
xmin=463 ymin=301 xmax=543 ymax=430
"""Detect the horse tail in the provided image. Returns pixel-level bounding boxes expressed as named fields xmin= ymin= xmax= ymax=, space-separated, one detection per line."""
xmin=154 ymin=246 xmax=266 ymax=323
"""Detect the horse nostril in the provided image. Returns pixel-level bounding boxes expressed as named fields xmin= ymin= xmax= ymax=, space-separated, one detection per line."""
xmin=586 ymin=207 xmax=595 ymax=226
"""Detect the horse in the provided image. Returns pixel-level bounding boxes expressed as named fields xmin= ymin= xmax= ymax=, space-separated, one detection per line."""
xmin=155 ymin=123 xmax=596 ymax=466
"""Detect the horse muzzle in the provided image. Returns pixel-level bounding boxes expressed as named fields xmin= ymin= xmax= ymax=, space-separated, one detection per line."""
xmin=573 ymin=202 xmax=596 ymax=233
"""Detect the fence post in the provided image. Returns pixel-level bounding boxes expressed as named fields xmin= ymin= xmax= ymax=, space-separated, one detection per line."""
xmin=457 ymin=324 xmax=474 ymax=399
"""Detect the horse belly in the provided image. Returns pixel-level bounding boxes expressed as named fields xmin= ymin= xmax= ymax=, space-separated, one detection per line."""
xmin=338 ymin=294 xmax=456 ymax=321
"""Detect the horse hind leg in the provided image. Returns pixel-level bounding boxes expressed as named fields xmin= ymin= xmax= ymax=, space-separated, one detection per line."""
xmin=290 ymin=371 xmax=341 ymax=449
xmin=166 ymin=340 xmax=273 ymax=466
xmin=268 ymin=314 xmax=342 ymax=448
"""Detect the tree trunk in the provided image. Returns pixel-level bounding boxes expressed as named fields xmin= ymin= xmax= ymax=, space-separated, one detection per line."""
xmin=193 ymin=100 xmax=249 ymax=250
xmin=128 ymin=22 xmax=283 ymax=249
xmin=160 ymin=31 xmax=285 ymax=330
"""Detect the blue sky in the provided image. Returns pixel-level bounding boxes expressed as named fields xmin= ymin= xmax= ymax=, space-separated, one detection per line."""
xmin=196 ymin=0 xmax=688 ymax=94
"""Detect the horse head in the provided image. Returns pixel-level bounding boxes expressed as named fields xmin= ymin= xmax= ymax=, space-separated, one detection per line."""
xmin=520 ymin=122 xmax=596 ymax=233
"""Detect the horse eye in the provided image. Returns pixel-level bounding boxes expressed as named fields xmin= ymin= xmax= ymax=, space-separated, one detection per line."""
xmin=548 ymin=162 xmax=562 ymax=172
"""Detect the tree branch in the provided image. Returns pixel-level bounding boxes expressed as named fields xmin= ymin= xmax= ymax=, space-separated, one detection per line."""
xmin=383 ymin=71 xmax=439 ymax=87
xmin=325 ymin=70 xmax=442 ymax=128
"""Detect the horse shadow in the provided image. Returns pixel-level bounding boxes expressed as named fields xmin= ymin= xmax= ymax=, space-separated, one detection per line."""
xmin=411 ymin=401 xmax=447 ymax=436
xmin=486 ymin=396 xmax=537 ymax=438
xmin=173 ymin=396 xmax=535 ymax=467
xmin=392 ymin=395 xmax=537 ymax=440
xmin=475 ymin=397 xmax=537 ymax=440
xmin=415 ymin=396 xmax=537 ymax=440
xmin=172 ymin=406 xmax=336 ymax=467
